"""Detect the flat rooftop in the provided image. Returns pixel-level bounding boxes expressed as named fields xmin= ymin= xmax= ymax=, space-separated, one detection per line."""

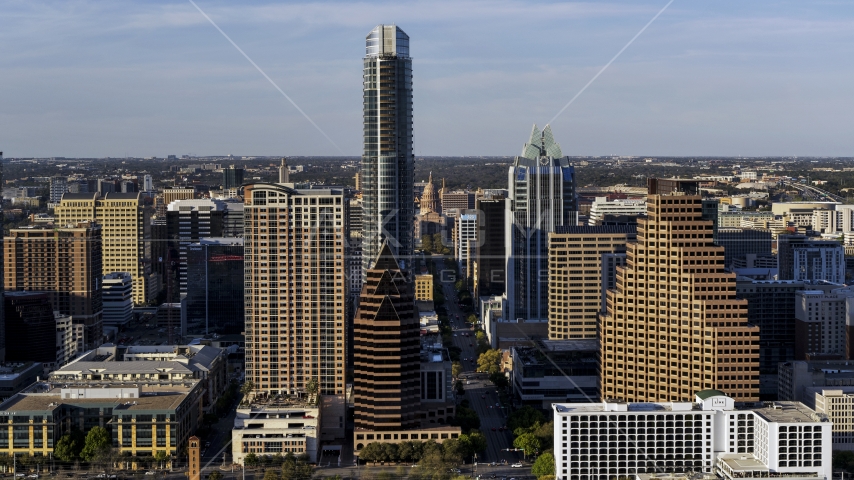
xmin=3 ymin=383 xmax=197 ymax=412
xmin=752 ymin=402 xmax=827 ymax=424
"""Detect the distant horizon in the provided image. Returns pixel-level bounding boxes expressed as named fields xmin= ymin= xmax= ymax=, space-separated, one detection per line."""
xmin=3 ymin=1 xmax=854 ymax=157
xmin=5 ymin=155 xmax=854 ymax=161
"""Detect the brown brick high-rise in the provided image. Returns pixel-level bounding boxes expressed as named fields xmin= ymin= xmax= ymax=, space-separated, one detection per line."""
xmin=353 ymin=242 xmax=421 ymax=431
xmin=599 ymin=188 xmax=759 ymax=402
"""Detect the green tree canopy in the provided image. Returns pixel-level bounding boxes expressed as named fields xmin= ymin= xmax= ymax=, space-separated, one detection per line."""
xmin=244 ymin=453 xmax=259 ymax=468
xmin=508 ymin=406 xmax=546 ymax=433
xmin=476 ymin=349 xmax=501 ymax=375
xmin=531 ymin=453 xmax=555 ymax=479
xmin=421 ymin=235 xmax=434 ymax=253
xmin=80 ymin=426 xmax=111 ymax=462
xmin=451 ymin=362 xmax=463 ymax=378
xmin=54 ymin=430 xmax=85 ymax=463
xmin=208 ymin=471 xmax=224 ymax=480
xmin=513 ymin=433 xmax=542 ymax=457
xmin=263 ymin=469 xmax=280 ymax=480
xmin=305 ymin=378 xmax=318 ymax=395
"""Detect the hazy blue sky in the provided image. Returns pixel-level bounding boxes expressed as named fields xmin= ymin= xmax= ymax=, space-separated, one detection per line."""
xmin=2 ymin=0 xmax=854 ymax=157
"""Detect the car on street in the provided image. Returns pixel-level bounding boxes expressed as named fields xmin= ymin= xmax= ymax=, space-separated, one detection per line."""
xmin=14 ymin=474 xmax=25 ymax=478
xmin=145 ymin=472 xmax=157 ymax=476
xmin=511 ymin=463 xmax=523 ymax=468
xmin=491 ymin=427 xmax=496 ymax=431
xmin=27 ymin=475 xmax=38 ymax=479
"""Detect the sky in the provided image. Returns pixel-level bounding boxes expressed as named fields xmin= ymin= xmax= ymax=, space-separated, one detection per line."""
xmin=2 ymin=0 xmax=854 ymax=158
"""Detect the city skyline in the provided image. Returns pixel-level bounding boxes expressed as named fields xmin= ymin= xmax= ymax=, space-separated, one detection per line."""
xmin=3 ymin=1 xmax=854 ymax=157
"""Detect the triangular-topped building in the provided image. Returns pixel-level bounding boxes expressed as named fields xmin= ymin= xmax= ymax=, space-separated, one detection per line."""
xmin=353 ymin=241 xmax=421 ymax=431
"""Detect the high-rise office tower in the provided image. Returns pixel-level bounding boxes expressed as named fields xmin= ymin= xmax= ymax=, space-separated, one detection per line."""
xmin=361 ymin=25 xmax=414 ymax=276
xmin=599 ymin=180 xmax=760 ymax=402
xmin=4 ymin=222 xmax=104 ymax=350
xmin=473 ymin=196 xmax=505 ymax=299
xmin=165 ymin=199 xmax=228 ymax=296
xmin=223 ymin=165 xmax=244 ymax=190
xmin=353 ymin=242 xmax=421 ymax=431
xmin=505 ymin=125 xmax=577 ymax=322
xmin=55 ymin=192 xmax=152 ymax=305
xmin=144 ymin=174 xmax=154 ymax=192
xmin=186 ymin=238 xmax=245 ymax=335
xmin=547 ymin=225 xmax=636 ymax=340
xmin=244 ymin=183 xmax=348 ymax=395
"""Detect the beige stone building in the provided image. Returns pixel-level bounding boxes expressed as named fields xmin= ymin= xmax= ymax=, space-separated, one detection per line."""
xmin=243 ymin=184 xmax=348 ymax=397
xmin=547 ymin=225 xmax=636 ymax=340
xmin=4 ymin=222 xmax=103 ymax=350
xmin=55 ymin=192 xmax=152 ymax=305
xmin=415 ymin=274 xmax=433 ymax=301
xmin=600 ymin=182 xmax=760 ymax=402
xmin=163 ymin=187 xmax=195 ymax=204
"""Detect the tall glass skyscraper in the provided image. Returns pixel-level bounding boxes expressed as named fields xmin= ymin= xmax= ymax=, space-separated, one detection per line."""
xmin=505 ymin=125 xmax=577 ymax=322
xmin=361 ymin=25 xmax=414 ymax=275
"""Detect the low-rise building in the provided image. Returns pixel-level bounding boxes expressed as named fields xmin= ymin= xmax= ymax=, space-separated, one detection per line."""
xmin=512 ymin=340 xmax=598 ymax=409
xmin=414 ymin=274 xmax=433 ymax=301
xmin=0 ymin=381 xmax=203 ymax=459
xmin=778 ymin=360 xmax=854 ymax=402
xmin=0 ymin=362 xmax=42 ymax=402
xmin=232 ymin=395 xmax=321 ymax=464
xmin=553 ymin=390 xmax=831 ymax=480
xmin=50 ymin=344 xmax=227 ymax=412
xmin=802 ymin=387 xmax=854 ymax=450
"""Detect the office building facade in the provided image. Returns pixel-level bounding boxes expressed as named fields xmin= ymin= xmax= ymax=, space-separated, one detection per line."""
xmin=186 ymin=238 xmax=245 ymax=335
xmin=223 ymin=165 xmax=244 ymax=189
xmin=4 ymin=223 xmax=103 ymax=350
xmin=600 ymin=183 xmax=760 ymax=402
xmin=102 ymin=272 xmax=133 ymax=327
xmin=55 ymin=192 xmax=152 ymax=305
xmin=473 ymin=196 xmax=505 ymax=298
xmin=353 ymin=243 xmax=421 ymax=431
xmin=553 ymin=391 xmax=832 ymax=480
xmin=4 ymin=292 xmax=57 ymax=365
xmin=361 ymin=25 xmax=414 ymax=276
xmin=547 ymin=225 xmax=636 ymax=340
xmin=506 ymin=124 xmax=577 ymax=322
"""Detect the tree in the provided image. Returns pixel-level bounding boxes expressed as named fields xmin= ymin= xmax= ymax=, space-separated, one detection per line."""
xmin=264 ymin=469 xmax=280 ymax=480
xmin=244 ymin=453 xmax=259 ymax=468
xmin=450 ymin=406 xmax=480 ymax=432
xmin=154 ymin=450 xmax=170 ymax=469
xmin=476 ymin=349 xmax=501 ymax=375
xmin=80 ymin=426 xmax=111 ymax=462
xmin=467 ymin=314 xmax=478 ymax=324
xmin=304 ymin=378 xmax=318 ymax=395
xmin=208 ymin=471 xmax=224 ymax=480
xmin=531 ymin=453 xmax=555 ymax=479
xmin=380 ymin=443 xmax=399 ymax=463
xmin=421 ymin=235 xmax=434 ymax=253
xmin=489 ymin=371 xmax=508 ymax=389
xmin=508 ymin=406 xmax=546 ymax=433
xmin=55 ymin=432 xmax=84 ymax=462
xmin=241 ymin=381 xmax=254 ymax=397
xmin=458 ymin=432 xmax=486 ymax=458
xmin=397 ymin=441 xmax=418 ymax=463
xmin=440 ymin=439 xmax=464 ymax=465
xmin=358 ymin=443 xmax=383 ymax=463
xmin=474 ymin=330 xmax=486 ymax=342
xmin=513 ymin=433 xmax=541 ymax=458
xmin=451 ymin=362 xmax=463 ymax=379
